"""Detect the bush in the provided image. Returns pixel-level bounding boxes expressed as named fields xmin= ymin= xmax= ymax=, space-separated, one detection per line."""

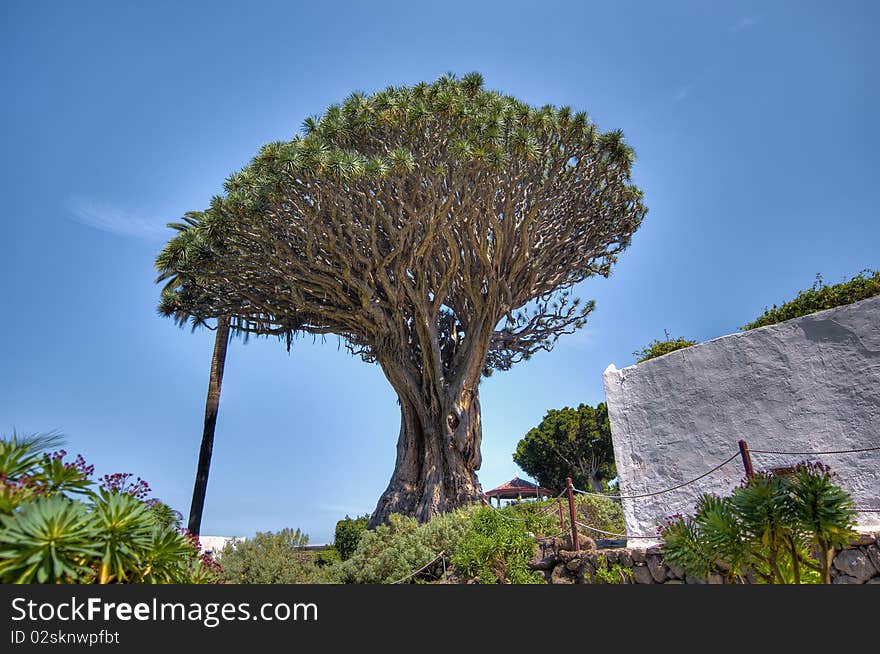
xmin=340 ymin=509 xmax=473 ymax=584
xmin=451 ymin=507 xmax=545 ymax=584
xmin=0 ymin=434 xmax=220 ymax=584
xmin=219 ymin=528 xmax=338 ymax=584
xmin=660 ymin=462 xmax=856 ymax=584
xmin=742 ymin=269 xmax=880 ymax=330
xmin=633 ymin=332 xmax=697 ymax=363
xmin=334 ymin=514 xmax=369 ymax=561
xmin=573 ymin=494 xmax=625 ymax=536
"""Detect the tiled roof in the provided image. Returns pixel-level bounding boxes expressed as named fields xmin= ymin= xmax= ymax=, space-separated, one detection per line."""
xmin=483 ymin=477 xmax=553 ymax=497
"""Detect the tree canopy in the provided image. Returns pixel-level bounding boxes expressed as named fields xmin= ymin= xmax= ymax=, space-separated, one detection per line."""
xmin=155 ymin=72 xmax=646 ymax=523
xmin=513 ymin=403 xmax=616 ymax=493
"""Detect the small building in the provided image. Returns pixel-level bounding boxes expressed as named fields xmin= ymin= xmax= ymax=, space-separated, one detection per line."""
xmin=482 ymin=477 xmax=553 ymax=507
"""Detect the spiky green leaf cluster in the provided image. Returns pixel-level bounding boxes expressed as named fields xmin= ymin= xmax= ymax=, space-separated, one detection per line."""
xmin=0 ymin=435 xmax=222 ymax=584
xmin=660 ymin=463 xmax=857 ymax=583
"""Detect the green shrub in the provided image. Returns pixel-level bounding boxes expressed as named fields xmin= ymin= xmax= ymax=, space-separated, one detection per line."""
xmin=742 ymin=270 xmax=880 ymax=330
xmin=341 ymin=509 xmax=473 ymax=584
xmin=573 ymin=494 xmax=625 ymax=536
xmin=591 ymin=556 xmax=633 ymax=584
xmin=660 ymin=462 xmax=856 ymax=584
xmin=0 ymin=434 xmax=220 ymax=584
xmin=633 ymin=332 xmax=697 ymax=363
xmin=219 ymin=528 xmax=337 ymax=584
xmin=451 ymin=507 xmax=545 ymax=584
xmin=334 ymin=514 xmax=370 ymax=561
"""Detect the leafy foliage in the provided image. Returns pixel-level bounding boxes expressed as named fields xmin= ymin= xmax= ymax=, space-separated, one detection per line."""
xmin=742 ymin=270 xmax=880 ymax=330
xmin=340 ymin=510 xmax=473 ymax=584
xmin=333 ymin=514 xmax=370 ymax=561
xmin=591 ymin=556 xmax=633 ymax=584
xmin=573 ymin=494 xmax=625 ymax=535
xmin=451 ymin=507 xmax=545 ymax=584
xmin=633 ymin=331 xmax=697 ymax=363
xmin=513 ymin=403 xmax=616 ymax=493
xmin=219 ymin=528 xmax=336 ymax=584
xmin=0 ymin=434 xmax=221 ymax=584
xmin=660 ymin=463 xmax=856 ymax=583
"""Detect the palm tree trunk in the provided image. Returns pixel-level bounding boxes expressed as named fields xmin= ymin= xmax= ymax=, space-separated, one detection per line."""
xmin=187 ymin=315 xmax=230 ymax=536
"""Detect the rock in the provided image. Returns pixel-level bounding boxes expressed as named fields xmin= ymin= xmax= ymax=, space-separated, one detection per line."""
xmin=558 ymin=550 xmax=578 ymax=563
xmin=707 ymin=573 xmax=724 ymax=585
xmin=646 ymin=555 xmax=667 ymax=583
xmin=631 ymin=548 xmax=647 ymax=563
xmin=604 ymin=550 xmax=619 ymax=565
xmin=551 ymin=564 xmax=574 ymax=585
xmin=666 ymin=560 xmax=685 ymax=580
xmin=528 ymin=555 xmax=557 ymax=571
xmin=856 ymin=532 xmax=876 ymax=546
xmin=833 ymin=549 xmax=875 ymax=582
xmin=664 ymin=579 xmax=684 ymax=584
xmin=866 ymin=578 xmax=880 ymax=584
xmin=832 ymin=574 xmax=861 ymax=585
xmin=618 ymin=550 xmax=633 ymax=567
xmin=566 ymin=558 xmax=582 ymax=572
xmin=578 ymin=535 xmax=598 ymax=552
xmin=646 ymin=545 xmax=663 ymax=556
xmin=685 ymin=573 xmax=707 ymax=584
xmin=864 ymin=544 xmax=880 ymax=575
xmin=632 ymin=564 xmax=654 ymax=584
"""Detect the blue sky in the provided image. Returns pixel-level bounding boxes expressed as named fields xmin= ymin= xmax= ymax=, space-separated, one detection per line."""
xmin=2 ymin=1 xmax=877 ymax=543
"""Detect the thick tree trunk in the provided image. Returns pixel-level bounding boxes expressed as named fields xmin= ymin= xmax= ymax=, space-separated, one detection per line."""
xmin=187 ymin=315 xmax=230 ymax=536
xmin=369 ymin=389 xmax=484 ymax=527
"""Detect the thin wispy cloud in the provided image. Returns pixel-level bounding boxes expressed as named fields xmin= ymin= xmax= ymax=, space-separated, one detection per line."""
xmin=67 ymin=196 xmax=168 ymax=241
xmin=730 ymin=16 xmax=760 ymax=34
xmin=673 ymin=83 xmax=694 ymax=104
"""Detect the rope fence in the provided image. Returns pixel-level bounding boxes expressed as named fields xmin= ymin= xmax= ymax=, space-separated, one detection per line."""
xmin=749 ymin=445 xmax=880 ymax=456
xmin=390 ymin=551 xmax=445 ymax=585
xmin=557 ymin=439 xmax=878 ymax=546
xmin=571 ymin=451 xmax=741 ymax=500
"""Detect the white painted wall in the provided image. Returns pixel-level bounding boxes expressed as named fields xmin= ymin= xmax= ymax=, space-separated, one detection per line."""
xmin=603 ymin=296 xmax=880 ymax=541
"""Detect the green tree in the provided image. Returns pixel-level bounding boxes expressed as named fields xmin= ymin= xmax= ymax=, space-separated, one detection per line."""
xmin=156 ymin=73 xmax=646 ymax=525
xmin=333 ymin=514 xmax=369 ymax=561
xmin=513 ymin=403 xmax=616 ymax=493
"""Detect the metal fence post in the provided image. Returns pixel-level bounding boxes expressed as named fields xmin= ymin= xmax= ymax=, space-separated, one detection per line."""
xmin=566 ymin=477 xmax=579 ymax=551
xmin=738 ymin=439 xmax=755 ymax=479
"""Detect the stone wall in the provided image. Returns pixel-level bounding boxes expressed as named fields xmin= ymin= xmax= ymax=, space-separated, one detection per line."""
xmin=603 ymin=296 xmax=880 ymax=540
xmin=531 ymin=532 xmax=880 ymax=584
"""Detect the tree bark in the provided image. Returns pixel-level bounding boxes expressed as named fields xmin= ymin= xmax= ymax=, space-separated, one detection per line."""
xmin=187 ymin=315 xmax=230 ymax=536
xmin=369 ymin=388 xmax=484 ymax=527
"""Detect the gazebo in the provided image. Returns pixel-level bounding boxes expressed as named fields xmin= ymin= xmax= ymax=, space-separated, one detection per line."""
xmin=482 ymin=477 xmax=553 ymax=507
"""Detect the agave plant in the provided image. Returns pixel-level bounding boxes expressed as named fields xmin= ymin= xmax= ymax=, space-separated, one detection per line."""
xmin=0 ymin=496 xmax=101 ymax=583
xmin=789 ymin=462 xmax=857 ymax=583
xmin=0 ymin=434 xmax=222 ymax=584
xmin=90 ymin=489 xmax=156 ymax=584
xmin=661 ymin=463 xmax=857 ymax=584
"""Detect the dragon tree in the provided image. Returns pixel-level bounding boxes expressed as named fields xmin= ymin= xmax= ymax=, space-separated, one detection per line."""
xmin=156 ymin=73 xmax=646 ymax=525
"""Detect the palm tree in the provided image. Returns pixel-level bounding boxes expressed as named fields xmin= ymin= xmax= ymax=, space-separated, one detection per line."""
xmin=155 ymin=214 xmax=231 ymax=536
